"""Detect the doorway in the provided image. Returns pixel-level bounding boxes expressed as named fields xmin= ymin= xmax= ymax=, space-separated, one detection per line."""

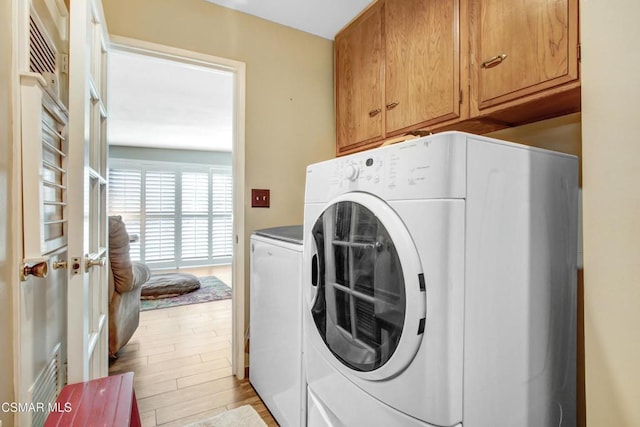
xmin=106 ymin=36 xmax=246 ymax=380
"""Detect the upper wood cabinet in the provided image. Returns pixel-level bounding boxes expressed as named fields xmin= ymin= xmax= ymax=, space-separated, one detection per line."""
xmin=470 ymin=0 xmax=580 ymax=116
xmin=336 ymin=0 xmax=580 ymax=155
xmin=335 ymin=0 xmax=462 ymax=155
xmin=384 ymin=0 xmax=461 ymax=135
xmin=335 ymin=3 xmax=384 ymax=154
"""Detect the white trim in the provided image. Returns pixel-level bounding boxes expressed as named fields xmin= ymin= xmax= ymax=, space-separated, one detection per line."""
xmin=108 ymin=36 xmax=247 ymax=379
xmin=233 ymin=63 xmax=247 ymax=379
xmin=43 ymin=0 xmax=69 ymax=41
xmin=16 ymin=0 xmax=30 ymax=72
xmin=12 ymin=0 xmax=28 ymax=424
xmin=109 ymin=35 xmax=243 ymax=75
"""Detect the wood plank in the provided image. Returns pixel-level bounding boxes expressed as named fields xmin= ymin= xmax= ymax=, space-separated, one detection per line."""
xmin=132 ymin=379 xmax=177 ymax=400
xmin=176 ymin=367 xmax=233 ymax=389
xmin=155 ymin=384 xmax=257 ymax=424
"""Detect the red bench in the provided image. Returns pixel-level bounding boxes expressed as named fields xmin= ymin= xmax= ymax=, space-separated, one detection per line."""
xmin=45 ymin=372 xmax=141 ymax=427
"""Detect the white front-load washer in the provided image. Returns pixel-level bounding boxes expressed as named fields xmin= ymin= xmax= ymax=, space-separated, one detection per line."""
xmin=303 ymin=131 xmax=578 ymax=427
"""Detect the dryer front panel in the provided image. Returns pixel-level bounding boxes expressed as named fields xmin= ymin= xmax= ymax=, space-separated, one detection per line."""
xmin=304 ymin=198 xmax=465 ymax=427
xmin=306 ymin=192 xmax=426 ymax=381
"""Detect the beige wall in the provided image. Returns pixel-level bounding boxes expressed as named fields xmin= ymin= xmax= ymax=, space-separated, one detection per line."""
xmin=0 ymin=0 xmax=15 ymax=426
xmin=487 ymin=113 xmax=582 ymax=156
xmin=581 ymin=1 xmax=640 ymax=425
xmin=487 ymin=112 xmax=582 ymax=181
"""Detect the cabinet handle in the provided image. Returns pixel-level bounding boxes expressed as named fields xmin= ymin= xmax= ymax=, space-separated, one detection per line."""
xmin=368 ymin=108 xmax=381 ymax=117
xmin=481 ymin=54 xmax=508 ymax=69
xmin=386 ymin=101 xmax=399 ymax=110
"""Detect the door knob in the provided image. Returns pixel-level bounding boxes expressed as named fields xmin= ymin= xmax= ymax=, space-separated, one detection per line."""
xmin=21 ymin=259 xmax=49 ymax=281
xmin=85 ymin=256 xmax=106 ymax=270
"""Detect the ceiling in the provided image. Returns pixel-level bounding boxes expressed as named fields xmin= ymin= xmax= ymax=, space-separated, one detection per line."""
xmin=108 ymin=49 xmax=234 ymax=152
xmin=108 ymin=1 xmax=371 ymax=152
xmin=203 ymin=0 xmax=372 ymax=40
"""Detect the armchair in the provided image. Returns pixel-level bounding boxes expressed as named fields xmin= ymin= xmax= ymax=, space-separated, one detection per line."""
xmin=108 ymin=216 xmax=151 ymax=357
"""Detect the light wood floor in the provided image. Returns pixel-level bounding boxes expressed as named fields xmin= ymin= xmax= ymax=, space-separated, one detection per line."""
xmin=108 ymin=266 xmax=278 ymax=427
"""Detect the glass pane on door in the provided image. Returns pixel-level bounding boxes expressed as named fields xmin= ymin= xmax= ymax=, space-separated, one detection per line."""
xmin=311 ymin=201 xmax=406 ymax=372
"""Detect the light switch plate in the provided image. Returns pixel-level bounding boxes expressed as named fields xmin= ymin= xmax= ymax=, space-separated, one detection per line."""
xmin=251 ymin=189 xmax=270 ymax=208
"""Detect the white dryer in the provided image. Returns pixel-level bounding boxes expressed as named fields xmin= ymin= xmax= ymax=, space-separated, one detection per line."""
xmin=303 ymin=131 xmax=578 ymax=427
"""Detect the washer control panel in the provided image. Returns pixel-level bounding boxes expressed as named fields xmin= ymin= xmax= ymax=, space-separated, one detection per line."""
xmin=306 ymin=133 xmax=467 ymax=202
xmin=341 ymin=155 xmax=383 ymax=184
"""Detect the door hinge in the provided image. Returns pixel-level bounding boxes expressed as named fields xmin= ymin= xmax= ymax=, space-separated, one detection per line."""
xmin=62 ymin=361 xmax=68 ymax=385
xmin=577 ymin=44 xmax=581 ymax=62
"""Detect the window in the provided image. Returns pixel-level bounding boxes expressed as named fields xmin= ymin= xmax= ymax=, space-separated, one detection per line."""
xmin=108 ymin=161 xmax=232 ymax=268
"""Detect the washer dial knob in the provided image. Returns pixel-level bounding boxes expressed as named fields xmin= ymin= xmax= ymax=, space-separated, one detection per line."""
xmin=345 ymin=164 xmax=360 ymax=181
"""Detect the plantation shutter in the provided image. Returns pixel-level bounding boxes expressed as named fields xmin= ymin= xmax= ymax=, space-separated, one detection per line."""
xmin=108 ymin=169 xmax=141 ymax=213
xmin=211 ymin=170 xmax=233 ymax=259
xmin=182 ymin=171 xmax=210 ymax=260
xmin=108 ymin=168 xmax=142 ymax=261
xmin=144 ymin=171 xmax=175 ymax=262
xmin=108 ymin=161 xmax=231 ymax=267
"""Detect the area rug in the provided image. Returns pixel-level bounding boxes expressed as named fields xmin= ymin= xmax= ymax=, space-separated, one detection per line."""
xmin=183 ymin=405 xmax=266 ymax=427
xmin=140 ymin=276 xmax=231 ymax=311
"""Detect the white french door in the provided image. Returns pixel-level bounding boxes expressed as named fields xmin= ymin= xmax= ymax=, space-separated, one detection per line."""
xmin=66 ymin=0 xmax=110 ymax=382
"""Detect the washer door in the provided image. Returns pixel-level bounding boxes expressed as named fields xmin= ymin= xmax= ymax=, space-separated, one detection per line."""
xmin=308 ymin=192 xmax=426 ymax=381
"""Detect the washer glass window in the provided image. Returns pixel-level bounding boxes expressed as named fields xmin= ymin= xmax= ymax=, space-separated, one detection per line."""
xmin=311 ymin=201 xmax=406 ymax=372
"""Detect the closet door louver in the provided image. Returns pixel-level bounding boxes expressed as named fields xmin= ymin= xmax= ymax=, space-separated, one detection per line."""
xmin=29 ymin=15 xmax=56 ymax=74
xmin=21 ymin=78 xmax=69 ymax=258
xmin=22 ymin=11 xmax=68 ymax=258
xmin=40 ymin=92 xmax=68 ymax=252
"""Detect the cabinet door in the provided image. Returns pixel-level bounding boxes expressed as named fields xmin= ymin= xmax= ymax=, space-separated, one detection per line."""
xmin=335 ymin=3 xmax=384 ymax=154
xmin=385 ymin=0 xmax=460 ymax=135
xmin=472 ymin=0 xmax=579 ymax=111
